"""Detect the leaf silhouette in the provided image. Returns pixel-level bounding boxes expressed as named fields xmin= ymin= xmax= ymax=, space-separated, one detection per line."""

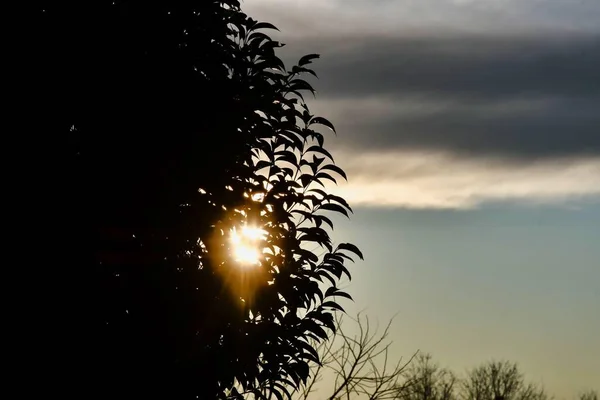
xmin=298 ymin=53 xmax=320 ymax=66
xmin=310 ymin=116 xmax=336 ymax=134
xmin=253 ymin=21 xmax=280 ymax=31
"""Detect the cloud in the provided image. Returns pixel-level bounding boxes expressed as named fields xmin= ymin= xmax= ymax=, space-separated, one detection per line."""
xmin=296 ymin=36 xmax=600 ymax=101
xmin=328 ymin=150 xmax=600 ymax=209
xmin=314 ymin=93 xmax=600 ymax=160
xmin=243 ymin=0 xmax=600 ymax=38
xmin=242 ymin=0 xmax=600 ymax=209
xmin=294 ymin=35 xmax=600 ymax=160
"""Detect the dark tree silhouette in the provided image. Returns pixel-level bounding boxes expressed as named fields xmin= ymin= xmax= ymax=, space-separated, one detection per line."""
xmin=251 ymin=313 xmax=413 ymax=400
xmin=403 ymin=353 xmax=457 ymax=400
xmin=33 ymin=1 xmax=360 ymax=399
xmin=461 ymin=361 xmax=547 ymax=400
xmin=294 ymin=314 xmax=413 ymax=400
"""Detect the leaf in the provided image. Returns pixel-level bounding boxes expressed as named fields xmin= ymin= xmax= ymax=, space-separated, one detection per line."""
xmin=309 ymin=270 xmax=324 ymax=283
xmin=255 ymin=160 xmax=272 ymax=170
xmin=288 ymin=79 xmax=315 ymax=94
xmin=326 ymin=194 xmax=353 ymax=213
xmin=253 ymin=21 xmax=280 ymax=31
xmin=255 ymin=390 xmax=270 ymax=400
xmin=295 ymin=361 xmax=310 ymax=384
xmin=329 ymin=289 xmax=353 ymax=301
xmin=291 ymin=65 xmax=318 ymax=78
xmin=310 ymin=116 xmax=336 ymax=134
xmin=306 ymin=145 xmax=334 ymax=161
xmin=281 ymin=167 xmax=295 ymax=177
xmin=310 ymin=322 xmax=328 ymax=340
xmin=336 ymin=243 xmax=364 ymax=260
xmin=275 ymin=150 xmax=298 ymax=167
xmin=308 ymin=187 xmax=328 ymax=198
xmin=298 ymin=53 xmax=320 ymax=66
xmin=260 ymin=54 xmax=286 ymax=72
xmin=322 ymin=301 xmax=345 ymax=312
xmin=313 ymin=131 xmax=325 ymax=147
xmin=295 ymin=248 xmax=319 ymax=264
xmin=318 ymin=214 xmax=334 ymax=230
xmin=298 ymin=232 xmax=327 ymax=247
xmin=297 ymin=337 xmax=321 ymax=362
xmin=288 ymin=90 xmax=305 ymax=101
xmin=318 ymin=270 xmax=337 ymax=286
xmin=314 ymin=172 xmax=336 ymax=186
xmin=319 ymin=203 xmax=349 ymax=218
xmin=283 ymin=369 xmax=301 ymax=389
xmin=306 ymin=145 xmax=333 ymax=161
xmin=320 ymin=164 xmax=347 ymax=181
xmin=324 ymin=261 xmax=343 ymax=279
xmin=248 ymin=31 xmax=271 ymax=47
xmin=291 ymin=209 xmax=314 ymax=221
xmin=320 ymin=312 xmax=336 ymax=332
xmin=339 ymin=263 xmax=352 ymax=280
xmin=333 ymin=252 xmax=355 ymax=263
xmin=271 ymin=386 xmax=285 ymax=400
xmin=298 ymin=351 xmax=320 ymax=364
xmin=279 ymin=130 xmax=304 ymax=149
xmin=299 ymin=174 xmax=313 ymax=188
xmin=310 ymin=156 xmax=325 ymax=174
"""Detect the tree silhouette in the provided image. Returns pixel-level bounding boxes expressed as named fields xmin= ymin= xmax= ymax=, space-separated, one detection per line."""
xmin=34 ymin=1 xmax=360 ymax=398
xmin=251 ymin=314 xmax=414 ymax=400
xmin=403 ymin=353 xmax=457 ymax=400
xmin=461 ymin=361 xmax=547 ymax=400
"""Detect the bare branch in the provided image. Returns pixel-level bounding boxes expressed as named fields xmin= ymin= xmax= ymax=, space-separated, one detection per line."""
xmin=286 ymin=313 xmax=414 ymax=400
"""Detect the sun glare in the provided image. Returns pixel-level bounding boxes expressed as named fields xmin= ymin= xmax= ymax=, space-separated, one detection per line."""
xmin=229 ymin=224 xmax=267 ymax=266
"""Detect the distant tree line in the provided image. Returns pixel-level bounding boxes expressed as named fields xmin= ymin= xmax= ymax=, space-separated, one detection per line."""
xmin=252 ymin=314 xmax=597 ymax=400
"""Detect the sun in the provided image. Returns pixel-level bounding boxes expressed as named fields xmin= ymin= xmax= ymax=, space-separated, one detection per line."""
xmin=229 ymin=224 xmax=267 ymax=266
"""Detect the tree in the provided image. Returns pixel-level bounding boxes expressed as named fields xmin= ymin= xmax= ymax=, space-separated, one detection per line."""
xmin=34 ymin=1 xmax=360 ymax=398
xmin=403 ymin=353 xmax=457 ymax=400
xmin=257 ymin=313 xmax=414 ymax=400
xmin=461 ymin=361 xmax=547 ymax=400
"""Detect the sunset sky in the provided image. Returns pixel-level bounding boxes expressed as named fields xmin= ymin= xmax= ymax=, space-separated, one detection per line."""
xmin=244 ymin=0 xmax=599 ymax=397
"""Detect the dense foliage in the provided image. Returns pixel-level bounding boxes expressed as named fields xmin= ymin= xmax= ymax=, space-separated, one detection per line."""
xmin=34 ymin=1 xmax=360 ymax=398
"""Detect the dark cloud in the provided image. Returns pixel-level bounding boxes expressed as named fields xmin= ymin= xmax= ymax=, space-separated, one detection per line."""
xmin=245 ymin=0 xmax=600 ymax=208
xmin=295 ymin=35 xmax=600 ymax=101
xmin=279 ymin=35 xmax=600 ymax=159
xmin=327 ymin=95 xmax=600 ymax=159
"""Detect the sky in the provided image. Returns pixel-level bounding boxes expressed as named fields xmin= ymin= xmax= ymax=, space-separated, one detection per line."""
xmin=243 ymin=0 xmax=599 ymax=397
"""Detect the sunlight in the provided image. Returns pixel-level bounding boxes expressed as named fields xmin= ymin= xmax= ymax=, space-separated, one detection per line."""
xmin=229 ymin=224 xmax=268 ymax=266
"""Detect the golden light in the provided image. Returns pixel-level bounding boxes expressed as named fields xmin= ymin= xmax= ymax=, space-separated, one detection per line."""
xmin=229 ymin=224 xmax=268 ymax=267
xmin=250 ymin=192 xmax=265 ymax=202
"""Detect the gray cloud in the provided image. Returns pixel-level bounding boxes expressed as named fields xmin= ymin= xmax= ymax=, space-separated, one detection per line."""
xmin=287 ymin=35 xmax=600 ymax=159
xmin=316 ymin=94 xmax=600 ymax=159
xmin=245 ymin=0 xmax=600 ymax=207
xmin=247 ymin=2 xmax=600 ymax=160
xmin=245 ymin=0 xmax=600 ymax=37
xmin=298 ymin=36 xmax=600 ymax=101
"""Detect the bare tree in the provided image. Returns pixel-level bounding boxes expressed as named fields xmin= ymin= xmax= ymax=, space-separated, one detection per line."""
xmin=402 ymin=353 xmax=457 ymax=400
xmin=460 ymin=361 xmax=547 ymax=400
xmin=289 ymin=313 xmax=416 ymax=400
